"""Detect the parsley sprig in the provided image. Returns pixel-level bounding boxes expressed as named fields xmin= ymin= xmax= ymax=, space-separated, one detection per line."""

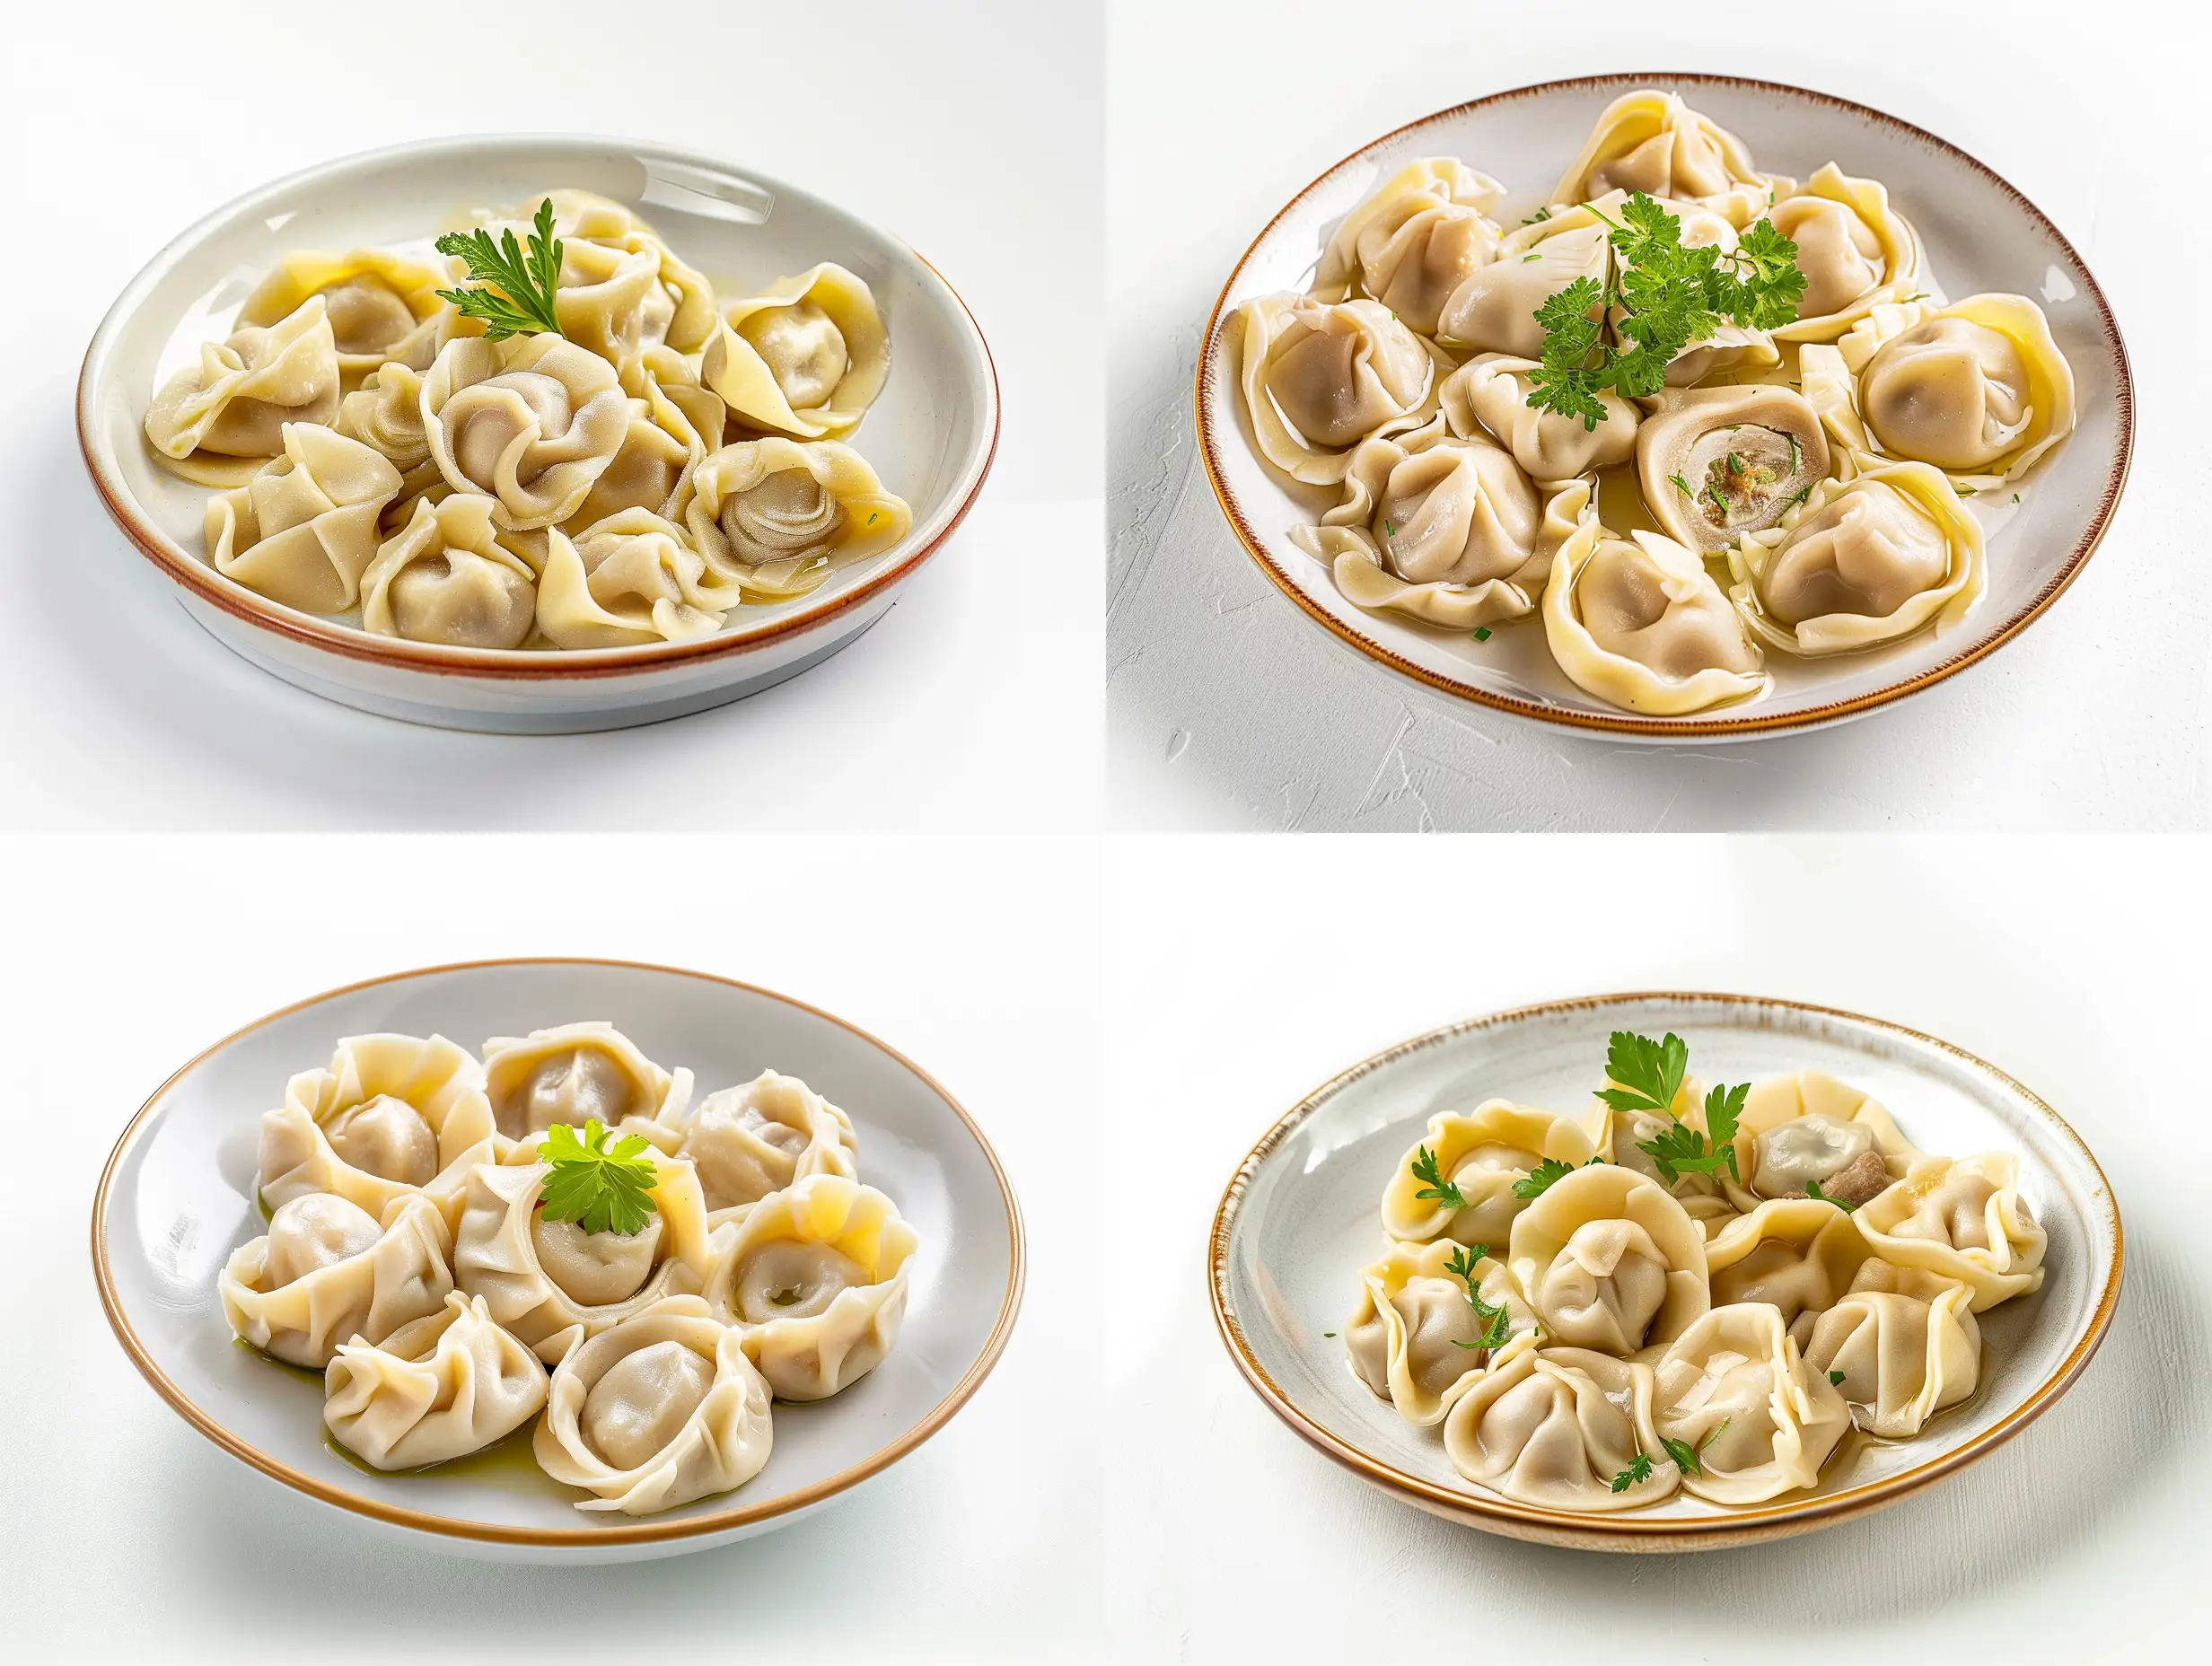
xmin=1597 ymin=1030 xmax=1745 ymax=1186
xmin=538 ymin=1118 xmax=660 ymax=1236
xmin=1513 ymin=1154 xmax=1602 ymax=1201
xmin=1409 ymin=1144 xmax=1465 ymax=1211
xmin=1805 ymin=1179 xmax=1857 ymax=1213
xmin=434 ymin=198 xmax=565 ymax=340
xmin=1524 ymin=193 xmax=1807 ymax=430
xmin=1660 ymin=1419 xmax=1731 ymax=1479
xmin=1610 ymin=1451 xmax=1655 ymax=1492
xmin=1443 ymin=1245 xmax=1514 ymax=1351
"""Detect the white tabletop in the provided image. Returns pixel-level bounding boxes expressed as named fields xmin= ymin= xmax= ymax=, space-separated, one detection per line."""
xmin=1103 ymin=833 xmax=2212 ymax=1660
xmin=1108 ymin=0 xmax=2212 ymax=830
xmin=1 ymin=835 xmax=1104 ymax=1662
xmin=0 ymin=0 xmax=1102 ymax=831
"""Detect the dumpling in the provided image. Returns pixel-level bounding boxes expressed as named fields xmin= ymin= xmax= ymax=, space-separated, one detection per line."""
xmin=324 ymin=1291 xmax=549 ymax=1469
xmin=1726 ymin=462 xmax=1986 ymax=656
xmin=359 ymin=495 xmax=541 ymax=649
xmin=1702 ymin=1197 xmax=1871 ymax=1325
xmin=649 ymin=1070 xmax=860 ymax=1221
xmin=1652 ymin=1303 xmax=1850 ymax=1504
xmin=1377 ymin=1098 xmax=1609 ymax=1249
xmin=1506 ymin=1162 xmax=1709 ymax=1356
xmin=563 ymin=370 xmax=724 ymax=532
xmin=144 ymin=295 xmax=340 ymax=486
xmin=1796 ymin=1262 xmax=1980 ymax=1438
xmin=1311 ymin=157 xmax=1505 ymax=336
xmin=238 ymin=249 xmax=452 ymax=383
xmin=1637 ymin=385 xmax=1831 ymax=557
xmin=1345 ymin=1239 xmax=1536 ymax=1425
xmin=534 ymin=1295 xmax=773 ymax=1514
xmin=1602 ymin=1074 xmax=1734 ymax=1232
xmin=1440 ymin=352 xmax=1640 ymax=481
xmin=1236 ymin=294 xmax=1445 ymax=485
xmin=338 ymin=362 xmax=434 ymax=473
xmin=482 ymin=1021 xmax=689 ymax=1144
xmin=534 ymin=511 xmax=735 ymax=649
xmin=1767 ymin=165 xmax=1919 ymax=342
xmin=1807 ymin=294 xmax=2076 ymax=483
xmin=1720 ymin=1069 xmax=1918 ymax=1214
xmin=539 ymin=190 xmax=719 ymax=353
xmin=219 ymin=1192 xmax=453 ymax=1369
xmin=1552 ymin=90 xmax=1779 ymax=226
xmin=204 ymin=424 xmax=403 ymax=614
xmin=1544 ymin=527 xmax=1769 ymax=715
xmin=258 ymin=1032 xmax=498 ymax=1233
xmin=1442 ymin=1345 xmax=1679 ymax=1511
xmin=703 ymin=1174 xmax=919 ymax=1400
xmin=1434 ymin=212 xmax=1609 ymax=360
xmin=700 ymin=263 xmax=889 ymax=439
xmin=683 ymin=438 xmax=912 ymax=601
xmin=1580 ymin=190 xmax=1778 ymax=387
xmin=421 ymin=336 xmax=633 ymax=530
xmin=452 ymin=1145 xmax=712 ymax=1360
xmin=1852 ymin=1152 xmax=2046 ymax=1311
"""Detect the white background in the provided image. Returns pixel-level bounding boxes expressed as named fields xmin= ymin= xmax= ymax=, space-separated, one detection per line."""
xmin=1108 ymin=0 xmax=2212 ymax=830
xmin=1105 ymin=835 xmax=2212 ymax=1660
xmin=0 ymin=835 xmax=1102 ymax=1663
xmin=0 ymin=0 xmax=1102 ymax=831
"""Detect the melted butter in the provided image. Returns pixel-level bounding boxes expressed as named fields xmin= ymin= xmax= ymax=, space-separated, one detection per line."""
xmin=232 ymin=1335 xmax=326 ymax=1388
xmin=320 ymin=1413 xmax=565 ymax=1495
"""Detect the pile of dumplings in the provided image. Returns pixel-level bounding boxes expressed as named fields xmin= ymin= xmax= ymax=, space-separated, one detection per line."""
xmin=1347 ymin=1055 xmax=2047 ymax=1512
xmin=143 ymin=189 xmax=912 ymax=651
xmin=217 ymin=1023 xmax=920 ymax=1515
xmin=1236 ymin=90 xmax=2080 ymax=714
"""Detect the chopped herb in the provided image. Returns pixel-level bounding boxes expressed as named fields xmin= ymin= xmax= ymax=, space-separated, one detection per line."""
xmin=1830 ymin=1370 xmax=1847 ymax=1386
xmin=2012 ymin=493 xmax=2021 ymax=504
xmin=1661 ymin=1418 xmax=1730 ymax=1479
xmin=1954 ymin=482 xmax=1978 ymax=496
xmin=1611 ymin=1451 xmax=1655 ymax=1493
xmin=1804 ymin=1179 xmax=1857 ymax=1214
xmin=1322 ymin=1331 xmax=1337 ymax=1338
xmin=1514 ymin=1154 xmax=1603 ymax=1201
xmin=1522 ymin=251 xmax=1541 ymax=263
xmin=1523 ymin=206 xmax=1552 ymax=225
xmin=1444 ymin=1245 xmax=1514 ymax=1350
xmin=1409 ymin=1144 xmax=1464 ymax=1210
xmin=1472 ymin=626 xmax=1493 ymax=642
xmin=1384 ymin=520 xmax=1397 ymax=537
xmin=537 ymin=1118 xmax=659 ymax=1236
xmin=434 ymin=198 xmax=565 ymax=340
xmin=1787 ymin=432 xmax=1802 ymax=473
xmin=1784 ymin=484 xmax=1813 ymax=510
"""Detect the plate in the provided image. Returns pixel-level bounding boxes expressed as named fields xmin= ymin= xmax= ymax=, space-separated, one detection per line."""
xmin=1209 ymin=992 xmax=2120 ymax=1550
xmin=92 ymin=958 xmax=1023 ymax=1564
xmin=1195 ymin=75 xmax=2132 ymax=741
xmin=77 ymin=135 xmax=999 ymax=734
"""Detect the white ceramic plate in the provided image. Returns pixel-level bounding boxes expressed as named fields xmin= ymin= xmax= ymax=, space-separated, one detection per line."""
xmin=78 ymin=135 xmax=1000 ymax=733
xmin=92 ymin=959 xmax=1023 ymax=1563
xmin=1210 ymin=992 xmax=2120 ymax=1550
xmin=1197 ymin=75 xmax=2132 ymax=741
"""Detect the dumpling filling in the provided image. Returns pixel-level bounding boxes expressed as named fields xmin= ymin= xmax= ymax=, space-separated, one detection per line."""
xmin=532 ymin=1210 xmax=663 ymax=1306
xmin=739 ymin=299 xmax=849 ymax=411
xmin=324 ymin=1093 xmax=439 ymax=1186
xmin=580 ymin=1339 xmax=714 ymax=1469
xmin=734 ymin=1240 xmax=870 ymax=1324
xmin=262 ymin=1193 xmax=382 ymax=1287
xmin=1751 ymin=1114 xmax=1886 ymax=1203
xmin=500 ymin=1045 xmax=644 ymax=1139
xmin=320 ymin=279 xmax=420 ymax=360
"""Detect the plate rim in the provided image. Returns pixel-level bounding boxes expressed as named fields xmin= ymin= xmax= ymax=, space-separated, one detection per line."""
xmin=1192 ymin=72 xmax=2136 ymax=741
xmin=76 ymin=131 xmax=1002 ymax=684
xmin=90 ymin=954 xmax=1027 ymax=1548
xmin=1207 ymin=989 xmax=2124 ymax=1550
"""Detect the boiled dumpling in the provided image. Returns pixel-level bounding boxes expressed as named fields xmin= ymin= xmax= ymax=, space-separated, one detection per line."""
xmin=1719 ymin=1069 xmax=1918 ymax=1214
xmin=219 ymin=1192 xmax=453 ymax=1369
xmin=359 ymin=495 xmax=540 ymax=649
xmin=421 ymin=336 xmax=633 ymax=530
xmin=535 ymin=1295 xmax=773 ymax=1513
xmin=145 ymin=295 xmax=340 ymax=486
xmin=239 ymin=249 xmax=452 ymax=384
xmin=1853 ymin=1151 xmax=2046 ymax=1311
xmin=338 ymin=363 xmax=433 ymax=473
xmin=1726 ymin=462 xmax=1986 ymax=656
xmin=1552 ymin=90 xmax=1779 ymax=226
xmin=324 ymin=1290 xmax=549 ymax=1469
xmin=1506 ymin=1162 xmax=1709 ymax=1356
xmin=204 ymin=424 xmax=403 ymax=614
xmin=1435 ymin=213 xmax=1608 ymax=360
xmin=700 ymin=263 xmax=889 ymax=439
xmin=1796 ymin=1262 xmax=1980 ymax=1438
xmin=482 ymin=1021 xmax=689 ymax=1143
xmin=1376 ymin=1098 xmax=1609 ymax=1250
xmin=535 ymin=511 xmax=735 ymax=649
xmin=1440 ymin=352 xmax=1640 ymax=481
xmin=538 ymin=190 xmax=719 ymax=353
xmin=1703 ymin=1197 xmax=1872 ymax=1325
xmin=1442 ymin=1345 xmax=1679 ymax=1510
xmin=683 ymin=438 xmax=912 ymax=601
xmin=1345 ymin=1239 xmax=1535 ymax=1425
xmin=452 ymin=1144 xmax=712 ymax=1360
xmin=1311 ymin=157 xmax=1505 ymax=336
xmin=1637 ymin=384 xmax=1831 ymax=557
xmin=1767 ymin=165 xmax=1918 ymax=341
xmin=563 ymin=370 xmax=724 ymax=533
xmin=1544 ymin=527 xmax=1769 ymax=715
xmin=1236 ymin=294 xmax=1444 ymax=485
xmin=1652 ymin=1302 xmax=1849 ymax=1504
xmin=1602 ymin=1071 xmax=1734 ymax=1232
xmin=258 ymin=1032 xmax=498 ymax=1233
xmin=652 ymin=1070 xmax=860 ymax=1220
xmin=704 ymin=1174 xmax=919 ymax=1400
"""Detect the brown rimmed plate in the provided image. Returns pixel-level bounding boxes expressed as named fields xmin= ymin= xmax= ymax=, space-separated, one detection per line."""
xmin=1195 ymin=75 xmax=2131 ymax=741
xmin=92 ymin=958 xmax=1023 ymax=1563
xmin=1208 ymin=992 xmax=2120 ymax=1549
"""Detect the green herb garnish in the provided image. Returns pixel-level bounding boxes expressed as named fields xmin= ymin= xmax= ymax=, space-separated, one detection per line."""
xmin=537 ymin=1118 xmax=659 ymax=1235
xmin=1611 ymin=1451 xmax=1655 ymax=1493
xmin=1669 ymin=473 xmax=1693 ymax=497
xmin=1830 ymin=1370 xmax=1847 ymax=1386
xmin=1954 ymin=482 xmax=1978 ymax=496
xmin=434 ymin=198 xmax=565 ymax=340
xmin=1660 ymin=1419 xmax=1730 ymax=1479
xmin=1472 ymin=626 xmax=1493 ymax=642
xmin=1523 ymin=206 xmax=1552 ymax=225
xmin=1804 ymin=1179 xmax=1857 ymax=1214
xmin=1514 ymin=1154 xmax=1603 ymax=1201
xmin=1443 ymin=1245 xmax=1514 ymax=1350
xmin=1409 ymin=1144 xmax=1464 ymax=1210
xmin=1600 ymin=1031 xmax=1743 ymax=1185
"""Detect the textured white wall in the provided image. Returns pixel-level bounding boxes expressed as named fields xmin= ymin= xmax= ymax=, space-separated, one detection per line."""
xmin=1109 ymin=0 xmax=2212 ymax=831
